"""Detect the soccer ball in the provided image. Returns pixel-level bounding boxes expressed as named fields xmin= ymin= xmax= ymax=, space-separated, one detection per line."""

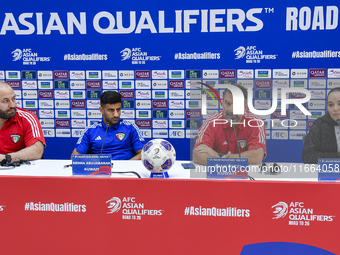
xmin=141 ymin=139 xmax=176 ymax=173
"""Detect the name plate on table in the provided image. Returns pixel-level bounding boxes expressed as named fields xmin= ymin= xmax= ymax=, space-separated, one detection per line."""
xmin=318 ymin=158 xmax=340 ymax=181
xmin=72 ymin=155 xmax=112 ymax=176
xmin=206 ymin=158 xmax=248 ymax=179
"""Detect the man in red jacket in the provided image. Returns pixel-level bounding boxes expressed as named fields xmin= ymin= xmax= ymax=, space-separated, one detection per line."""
xmin=193 ymin=84 xmax=266 ymax=165
xmin=0 ymin=82 xmax=45 ymax=164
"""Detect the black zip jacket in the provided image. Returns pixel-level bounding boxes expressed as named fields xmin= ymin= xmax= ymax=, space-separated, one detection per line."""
xmin=302 ymin=112 xmax=339 ymax=164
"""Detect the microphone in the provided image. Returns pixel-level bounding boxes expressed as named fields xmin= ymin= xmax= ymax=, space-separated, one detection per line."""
xmin=233 ymin=125 xmax=255 ymax=180
xmin=337 ymin=118 xmax=340 ymax=126
xmin=100 ymin=121 xmax=111 ymax=154
xmin=233 ymin=126 xmax=242 ymax=158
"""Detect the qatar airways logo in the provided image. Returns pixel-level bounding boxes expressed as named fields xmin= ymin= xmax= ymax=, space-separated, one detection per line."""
xmin=7 ymin=81 xmax=21 ymax=89
xmin=255 ymin=80 xmax=271 ymax=89
xmin=186 ymin=110 xmax=201 ymax=119
xmin=54 ymin=71 xmax=69 ymax=79
xmin=290 ymin=92 xmax=306 ymax=99
xmin=136 ymin=120 xmax=151 ymax=128
xmin=220 ymin=70 xmax=236 ymax=78
xmin=87 ymin=81 xmax=101 ymax=89
xmin=153 ymin=100 xmax=167 ymax=109
xmin=120 ymin=91 xmax=134 ymax=99
xmin=309 ymin=69 xmax=326 ymax=78
xmin=272 ymin=110 xmax=288 ymax=119
xmin=38 ymin=91 xmax=53 ymax=99
xmin=56 ymin=120 xmax=70 ymax=128
xmin=135 ymin=71 xmax=151 ymax=79
xmin=169 ymin=80 xmax=184 ymax=89
xmin=71 ymin=100 xmax=86 ymax=108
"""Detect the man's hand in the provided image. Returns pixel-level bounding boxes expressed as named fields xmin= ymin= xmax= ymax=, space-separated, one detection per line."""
xmin=221 ymin=151 xmax=231 ymax=158
xmin=193 ymin=144 xmax=220 ymax=165
xmin=194 ymin=145 xmax=215 ymax=154
xmin=130 ymin=149 xmax=142 ymax=160
xmin=3 ymin=141 xmax=44 ymax=162
xmin=71 ymin=148 xmax=81 ymax=159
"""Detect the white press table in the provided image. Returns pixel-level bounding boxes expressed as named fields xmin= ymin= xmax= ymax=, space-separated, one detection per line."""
xmin=0 ymin=160 xmax=320 ymax=181
xmin=0 ymin=160 xmax=191 ymax=178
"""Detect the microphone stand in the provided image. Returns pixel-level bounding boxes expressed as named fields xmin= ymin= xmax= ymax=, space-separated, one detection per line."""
xmin=233 ymin=125 xmax=242 ymax=158
xmin=233 ymin=125 xmax=255 ymax=180
xmin=100 ymin=121 xmax=111 ymax=154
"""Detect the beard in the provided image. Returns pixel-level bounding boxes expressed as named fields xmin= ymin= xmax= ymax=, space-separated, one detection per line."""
xmin=224 ymin=111 xmax=242 ymax=123
xmin=0 ymin=107 xmax=16 ymax=119
xmin=103 ymin=115 xmax=119 ymax=126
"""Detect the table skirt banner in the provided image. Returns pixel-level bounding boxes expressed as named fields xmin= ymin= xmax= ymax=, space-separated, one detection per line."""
xmin=0 ymin=176 xmax=338 ymax=254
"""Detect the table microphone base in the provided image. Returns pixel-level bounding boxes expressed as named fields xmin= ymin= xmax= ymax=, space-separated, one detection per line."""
xmin=150 ymin=172 xmax=169 ymax=178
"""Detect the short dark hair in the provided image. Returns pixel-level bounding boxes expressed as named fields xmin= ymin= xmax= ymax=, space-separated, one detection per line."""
xmin=100 ymin=91 xmax=121 ymax=107
xmin=328 ymin=87 xmax=340 ymax=98
xmin=222 ymin=84 xmax=248 ymax=103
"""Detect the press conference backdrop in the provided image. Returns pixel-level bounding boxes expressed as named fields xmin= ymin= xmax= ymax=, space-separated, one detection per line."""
xmin=0 ymin=0 xmax=339 ymax=161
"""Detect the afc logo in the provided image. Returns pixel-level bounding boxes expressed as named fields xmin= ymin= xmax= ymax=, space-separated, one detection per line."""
xmin=140 ymin=130 xmax=151 ymax=138
xmin=272 ymin=131 xmax=288 ymax=139
xmin=169 ymin=131 xmax=184 ymax=138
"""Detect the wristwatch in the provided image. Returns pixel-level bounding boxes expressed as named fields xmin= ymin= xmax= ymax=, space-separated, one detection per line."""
xmin=5 ymin=154 xmax=12 ymax=164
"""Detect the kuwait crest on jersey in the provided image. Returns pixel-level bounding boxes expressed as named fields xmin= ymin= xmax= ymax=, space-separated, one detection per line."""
xmin=116 ymin=132 xmax=126 ymax=141
xmin=239 ymin=139 xmax=247 ymax=149
xmin=10 ymin=134 xmax=21 ymax=144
